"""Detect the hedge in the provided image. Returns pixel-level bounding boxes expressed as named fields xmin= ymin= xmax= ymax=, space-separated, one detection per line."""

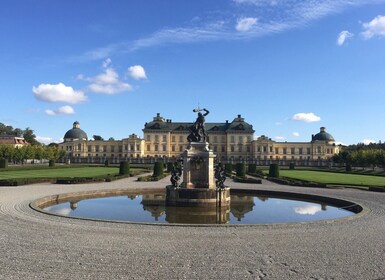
xmin=269 ymin=163 xmax=280 ymax=178
xmin=0 ymin=158 xmax=8 ymax=169
xmin=119 ymin=161 xmax=130 ymax=175
xmin=153 ymin=162 xmax=164 ymax=177
xmin=236 ymin=163 xmax=246 ymax=178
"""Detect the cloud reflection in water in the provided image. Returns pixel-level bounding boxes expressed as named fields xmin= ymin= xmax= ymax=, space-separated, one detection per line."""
xmin=293 ymin=205 xmax=322 ymax=215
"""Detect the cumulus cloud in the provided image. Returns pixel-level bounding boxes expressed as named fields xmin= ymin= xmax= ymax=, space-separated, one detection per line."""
xmin=127 ymin=65 xmax=147 ymax=80
xmin=36 ymin=136 xmax=53 ymax=145
xmin=33 ymin=83 xmax=87 ymax=104
xmin=337 ymin=30 xmax=354 ymax=45
xmin=45 ymin=105 xmax=75 ymax=116
xmin=294 ymin=205 xmax=322 ymax=215
xmin=292 ymin=113 xmax=321 ymax=123
xmin=236 ymin=17 xmax=258 ymax=32
xmin=361 ymin=15 xmax=385 ymax=39
xmin=275 ymin=136 xmax=285 ymax=140
xmin=362 ymin=139 xmax=376 ymax=145
xmin=81 ymin=59 xmax=133 ymax=95
xmin=292 ymin=132 xmax=300 ymax=137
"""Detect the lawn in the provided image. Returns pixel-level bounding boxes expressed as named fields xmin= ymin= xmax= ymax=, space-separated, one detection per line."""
xmin=280 ymin=170 xmax=385 ymax=186
xmin=0 ymin=166 xmax=120 ymax=180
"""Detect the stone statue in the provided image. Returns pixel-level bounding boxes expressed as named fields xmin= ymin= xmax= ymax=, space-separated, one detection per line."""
xmin=187 ymin=108 xmax=210 ymax=143
xmin=170 ymin=163 xmax=182 ymax=188
xmin=215 ymin=165 xmax=226 ymax=189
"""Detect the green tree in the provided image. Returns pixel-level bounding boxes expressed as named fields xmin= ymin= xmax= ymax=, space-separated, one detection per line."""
xmin=23 ymin=128 xmax=40 ymax=146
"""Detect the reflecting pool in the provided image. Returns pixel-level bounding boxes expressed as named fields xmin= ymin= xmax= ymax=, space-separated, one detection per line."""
xmin=41 ymin=190 xmax=358 ymax=225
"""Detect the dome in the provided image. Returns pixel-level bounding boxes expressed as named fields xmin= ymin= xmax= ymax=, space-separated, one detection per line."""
xmin=64 ymin=121 xmax=88 ymax=142
xmin=312 ymin=127 xmax=335 ymax=142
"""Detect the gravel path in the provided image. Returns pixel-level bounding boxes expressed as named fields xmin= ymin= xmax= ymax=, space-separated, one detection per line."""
xmin=1 ymin=176 xmax=385 ymax=279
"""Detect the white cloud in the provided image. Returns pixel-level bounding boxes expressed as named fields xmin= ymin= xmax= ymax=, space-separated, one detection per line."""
xmin=337 ymin=30 xmax=354 ymax=45
xmin=361 ymin=15 xmax=385 ymax=39
xmin=275 ymin=122 xmax=283 ymax=126
xmin=236 ymin=17 xmax=258 ymax=32
xmin=292 ymin=113 xmax=321 ymax=123
xmin=36 ymin=136 xmax=53 ymax=145
xmin=362 ymin=139 xmax=376 ymax=145
xmin=275 ymin=136 xmax=285 ymax=140
xmin=45 ymin=105 xmax=75 ymax=116
xmin=292 ymin=132 xmax=300 ymax=137
xmin=81 ymin=59 xmax=133 ymax=95
xmin=33 ymin=83 xmax=87 ymax=104
xmin=294 ymin=205 xmax=322 ymax=215
xmin=128 ymin=65 xmax=147 ymax=80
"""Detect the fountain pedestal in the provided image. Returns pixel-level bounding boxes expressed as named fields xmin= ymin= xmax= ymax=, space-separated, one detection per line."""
xmin=166 ymin=142 xmax=230 ymax=208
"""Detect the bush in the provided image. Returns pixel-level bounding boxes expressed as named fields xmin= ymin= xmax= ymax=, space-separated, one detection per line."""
xmin=104 ymin=160 xmax=109 ymax=167
xmin=167 ymin=162 xmax=174 ymax=172
xmin=289 ymin=162 xmax=295 ymax=170
xmin=236 ymin=163 xmax=246 ymax=178
xmin=225 ymin=163 xmax=233 ymax=174
xmin=49 ymin=160 xmax=55 ymax=167
xmin=0 ymin=158 xmax=8 ymax=169
xmin=234 ymin=177 xmax=262 ymax=184
xmin=345 ymin=164 xmax=352 ymax=172
xmin=153 ymin=161 xmax=164 ymax=177
xmin=247 ymin=163 xmax=256 ymax=174
xmin=269 ymin=163 xmax=280 ymax=178
xmin=119 ymin=161 xmax=130 ymax=175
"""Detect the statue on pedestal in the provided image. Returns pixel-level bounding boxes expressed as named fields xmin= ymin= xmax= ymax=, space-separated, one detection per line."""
xmin=187 ymin=108 xmax=209 ymax=143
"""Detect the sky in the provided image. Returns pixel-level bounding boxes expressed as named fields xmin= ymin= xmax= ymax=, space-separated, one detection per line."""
xmin=1 ymin=0 xmax=385 ymax=145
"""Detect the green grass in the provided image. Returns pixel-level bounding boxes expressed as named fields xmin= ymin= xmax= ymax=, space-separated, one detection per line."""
xmin=280 ymin=170 xmax=385 ymax=186
xmin=0 ymin=166 xmax=120 ymax=180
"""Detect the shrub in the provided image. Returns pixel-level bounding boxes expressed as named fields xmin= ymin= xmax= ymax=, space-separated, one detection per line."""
xmin=345 ymin=164 xmax=352 ymax=172
xmin=269 ymin=163 xmax=280 ymax=178
xmin=289 ymin=162 xmax=295 ymax=170
xmin=225 ymin=163 xmax=233 ymax=174
xmin=104 ymin=160 xmax=109 ymax=167
xmin=153 ymin=161 xmax=164 ymax=177
xmin=236 ymin=163 xmax=246 ymax=178
xmin=248 ymin=163 xmax=257 ymax=174
xmin=119 ymin=161 xmax=130 ymax=175
xmin=49 ymin=160 xmax=55 ymax=167
xmin=234 ymin=177 xmax=262 ymax=184
xmin=167 ymin=162 xmax=174 ymax=172
xmin=0 ymin=158 xmax=8 ymax=169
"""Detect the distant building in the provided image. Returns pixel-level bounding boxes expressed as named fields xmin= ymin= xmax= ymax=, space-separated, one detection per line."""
xmin=58 ymin=116 xmax=341 ymax=166
xmin=0 ymin=135 xmax=28 ymax=148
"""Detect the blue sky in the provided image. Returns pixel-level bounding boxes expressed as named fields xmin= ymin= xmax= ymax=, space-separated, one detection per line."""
xmin=1 ymin=0 xmax=385 ymax=145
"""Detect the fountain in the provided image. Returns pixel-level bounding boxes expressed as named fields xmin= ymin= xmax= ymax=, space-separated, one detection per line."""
xmin=166 ymin=108 xmax=230 ymax=208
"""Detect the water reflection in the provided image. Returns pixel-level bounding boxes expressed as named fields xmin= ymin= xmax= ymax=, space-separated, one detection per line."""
xmin=43 ymin=191 xmax=355 ymax=225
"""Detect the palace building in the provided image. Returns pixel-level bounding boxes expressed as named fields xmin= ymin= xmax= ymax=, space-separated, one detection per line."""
xmin=58 ymin=114 xmax=341 ymax=165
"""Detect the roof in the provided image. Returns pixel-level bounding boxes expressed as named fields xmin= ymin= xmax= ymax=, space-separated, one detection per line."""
xmin=0 ymin=135 xmax=28 ymax=145
xmin=312 ymin=127 xmax=335 ymax=142
xmin=143 ymin=114 xmax=254 ymax=133
xmin=63 ymin=121 xmax=88 ymax=141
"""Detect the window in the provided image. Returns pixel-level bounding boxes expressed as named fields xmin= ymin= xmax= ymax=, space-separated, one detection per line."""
xmin=88 ymin=145 xmax=92 ymax=152
xmin=103 ymin=145 xmax=107 ymax=152
xmin=136 ymin=145 xmax=140 ymax=151
xmin=214 ymin=136 xmax=218 ymax=143
xmin=95 ymin=145 xmax=99 ymax=152
xmin=78 ymin=144 xmax=82 ymax=151
xmin=162 ymin=135 xmax=167 ymax=142
xmin=155 ymin=135 xmax=159 ymax=142
xmin=130 ymin=145 xmax=134 ymax=151
xmin=307 ymin=148 xmax=311 ymax=154
xmin=146 ymin=135 xmax=150 ymax=141
xmin=291 ymin=148 xmax=295 ymax=154
xmin=246 ymin=146 xmax=250 ymax=153
xmin=257 ymin=146 xmax=261 ymax=152
xmin=231 ymin=136 xmax=235 ymax=143
xmin=172 ymin=145 xmax=175 ymax=152
xmin=263 ymin=146 xmax=267 ymax=152
xmin=154 ymin=145 xmax=158 ymax=152
xmin=172 ymin=136 xmax=176 ymax=142
xmin=221 ymin=146 xmax=225 ymax=153
xmin=299 ymin=148 xmax=303 ymax=155
xmin=110 ymin=146 xmax=115 ymax=152
xmin=231 ymin=145 xmax=235 ymax=152
xmin=269 ymin=146 xmax=273 ymax=153
xmin=146 ymin=145 xmax=150 ymax=151
xmin=213 ymin=146 xmax=217 ymax=152
xmin=163 ymin=145 xmax=167 ymax=151
xmin=125 ymin=144 xmax=128 ymax=151
xmin=179 ymin=136 xmax=183 ymax=142
xmin=119 ymin=146 xmax=123 ymax=153
xmin=317 ymin=146 xmax=322 ymax=153
xmin=283 ymin=148 xmax=287 ymax=154
xmin=179 ymin=145 xmax=184 ymax=152
xmin=275 ymin=148 xmax=279 ymax=154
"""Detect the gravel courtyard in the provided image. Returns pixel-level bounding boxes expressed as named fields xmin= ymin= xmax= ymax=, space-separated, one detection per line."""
xmin=1 ymin=176 xmax=385 ymax=279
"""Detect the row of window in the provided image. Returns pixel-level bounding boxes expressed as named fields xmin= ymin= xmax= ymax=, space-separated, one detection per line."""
xmin=255 ymin=146 xmax=335 ymax=155
xmin=145 ymin=134 xmax=252 ymax=143
xmin=65 ymin=144 xmax=140 ymax=153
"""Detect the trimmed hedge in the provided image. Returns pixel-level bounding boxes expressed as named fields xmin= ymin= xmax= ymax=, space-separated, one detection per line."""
xmin=0 ymin=178 xmax=53 ymax=186
xmin=236 ymin=163 xmax=246 ymax=178
xmin=153 ymin=162 xmax=164 ymax=177
xmin=269 ymin=163 xmax=280 ymax=178
xmin=225 ymin=163 xmax=233 ymax=175
xmin=119 ymin=161 xmax=130 ymax=175
xmin=247 ymin=163 xmax=257 ymax=174
xmin=167 ymin=162 xmax=174 ymax=172
xmin=234 ymin=177 xmax=262 ymax=184
xmin=49 ymin=160 xmax=55 ymax=167
xmin=0 ymin=158 xmax=8 ymax=169
xmin=289 ymin=162 xmax=295 ymax=170
xmin=137 ymin=173 xmax=168 ymax=182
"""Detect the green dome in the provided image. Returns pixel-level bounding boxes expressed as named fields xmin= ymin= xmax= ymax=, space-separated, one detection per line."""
xmin=312 ymin=127 xmax=335 ymax=142
xmin=64 ymin=121 xmax=88 ymax=141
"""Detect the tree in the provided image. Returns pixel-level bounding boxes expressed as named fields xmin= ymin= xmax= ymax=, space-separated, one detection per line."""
xmin=23 ymin=128 xmax=40 ymax=146
xmin=93 ymin=135 xmax=104 ymax=141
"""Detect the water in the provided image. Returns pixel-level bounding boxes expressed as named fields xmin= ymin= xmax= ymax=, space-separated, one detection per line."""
xmin=42 ymin=190 xmax=356 ymax=225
